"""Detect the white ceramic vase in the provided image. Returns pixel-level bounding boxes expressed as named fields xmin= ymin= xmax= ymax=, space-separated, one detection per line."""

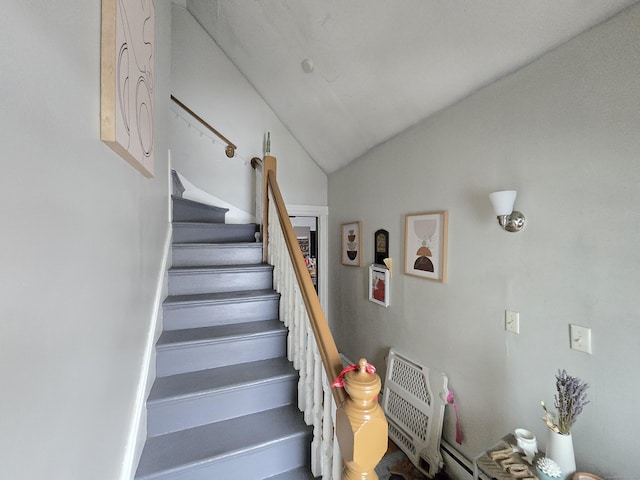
xmin=546 ymin=429 xmax=576 ymax=479
xmin=514 ymin=428 xmax=538 ymax=464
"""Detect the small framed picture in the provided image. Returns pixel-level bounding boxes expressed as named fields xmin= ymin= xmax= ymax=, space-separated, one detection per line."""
xmin=369 ymin=264 xmax=390 ymax=307
xmin=341 ymin=221 xmax=362 ymax=266
xmin=404 ymin=211 xmax=448 ymax=283
xmin=374 ymin=229 xmax=389 ymax=265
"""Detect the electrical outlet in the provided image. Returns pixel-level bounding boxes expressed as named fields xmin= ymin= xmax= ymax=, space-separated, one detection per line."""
xmin=505 ymin=310 xmax=519 ymax=334
xmin=570 ymin=324 xmax=592 ymax=354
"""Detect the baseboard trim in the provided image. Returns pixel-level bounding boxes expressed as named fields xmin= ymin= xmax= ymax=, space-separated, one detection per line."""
xmin=119 ymin=224 xmax=172 ymax=480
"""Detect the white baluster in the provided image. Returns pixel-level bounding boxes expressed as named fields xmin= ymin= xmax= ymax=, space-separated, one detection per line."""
xmin=267 ymin=195 xmax=275 ymax=265
xmin=284 ymin=266 xmax=294 ymax=363
xmin=321 ymin=368 xmax=334 ymax=480
xmin=304 ymin=322 xmax=314 ymax=424
xmin=296 ymin=287 xmax=307 ymax=412
xmin=276 ymin=218 xmax=285 ymax=291
xmin=310 ymin=342 xmax=323 ymax=476
xmin=266 ymin=188 xmax=346 ymax=480
xmin=289 ymin=283 xmax=298 ymax=368
xmin=285 ymin=280 xmax=298 ymax=358
xmin=331 ymin=392 xmax=342 ymax=480
xmin=298 ymin=315 xmax=313 ymax=425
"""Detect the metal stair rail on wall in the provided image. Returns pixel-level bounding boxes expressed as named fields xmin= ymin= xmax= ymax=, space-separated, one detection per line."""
xmin=255 ymin=155 xmax=389 ymax=479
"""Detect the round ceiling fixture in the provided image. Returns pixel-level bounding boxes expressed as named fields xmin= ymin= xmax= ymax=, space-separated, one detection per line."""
xmin=301 ymin=58 xmax=314 ymax=74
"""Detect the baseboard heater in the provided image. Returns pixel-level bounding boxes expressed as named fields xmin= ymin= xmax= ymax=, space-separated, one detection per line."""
xmin=441 ymin=439 xmax=491 ymax=480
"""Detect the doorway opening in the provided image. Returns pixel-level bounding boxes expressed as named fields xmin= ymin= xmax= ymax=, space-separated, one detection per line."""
xmin=291 ymin=216 xmax=318 ymax=293
xmin=288 ymin=205 xmax=328 ymax=313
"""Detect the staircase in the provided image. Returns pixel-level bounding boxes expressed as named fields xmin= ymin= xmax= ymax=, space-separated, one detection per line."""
xmin=135 ymin=196 xmax=314 ymax=480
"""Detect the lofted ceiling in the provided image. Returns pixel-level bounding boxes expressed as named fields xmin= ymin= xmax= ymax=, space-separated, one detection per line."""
xmin=185 ymin=0 xmax=638 ymax=174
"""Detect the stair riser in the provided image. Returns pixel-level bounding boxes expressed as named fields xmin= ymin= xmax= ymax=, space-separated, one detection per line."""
xmin=156 ymin=333 xmax=287 ymax=376
xmin=147 ymin=376 xmax=298 ymax=437
xmin=144 ymin=433 xmax=311 ymax=480
xmin=172 ymin=199 xmax=228 ymax=223
xmin=168 ymin=270 xmax=273 ymax=296
xmin=172 ymin=244 xmax=262 ymax=267
xmin=163 ymin=298 xmax=279 ymax=330
xmin=173 ymin=224 xmax=257 ymax=243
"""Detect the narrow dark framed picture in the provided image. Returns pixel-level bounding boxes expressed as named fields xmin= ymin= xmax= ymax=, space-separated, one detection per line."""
xmin=404 ymin=211 xmax=448 ymax=283
xmin=369 ymin=264 xmax=390 ymax=307
xmin=341 ymin=221 xmax=362 ymax=266
xmin=374 ymin=229 xmax=389 ymax=265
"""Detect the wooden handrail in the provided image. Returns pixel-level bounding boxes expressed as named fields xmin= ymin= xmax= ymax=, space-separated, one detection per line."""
xmin=170 ymin=95 xmax=237 ymax=158
xmin=261 ymin=156 xmax=275 ymax=263
xmin=264 ymin=161 xmax=346 ymax=406
xmin=261 ymin=155 xmax=387 ymax=478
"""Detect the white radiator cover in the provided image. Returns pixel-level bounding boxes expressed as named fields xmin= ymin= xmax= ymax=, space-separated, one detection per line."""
xmin=382 ymin=349 xmax=450 ymax=478
xmin=345 ymin=350 xmax=481 ymax=480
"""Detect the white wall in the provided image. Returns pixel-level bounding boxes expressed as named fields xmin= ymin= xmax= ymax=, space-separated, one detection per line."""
xmin=0 ymin=2 xmax=172 ymax=479
xmin=171 ymin=5 xmax=328 ymax=211
xmin=328 ymin=5 xmax=640 ymax=479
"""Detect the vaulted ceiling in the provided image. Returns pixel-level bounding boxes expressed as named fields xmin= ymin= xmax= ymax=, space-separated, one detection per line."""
xmin=186 ymin=0 xmax=638 ymax=174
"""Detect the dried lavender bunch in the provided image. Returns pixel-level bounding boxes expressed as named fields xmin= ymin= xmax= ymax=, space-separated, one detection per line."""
xmin=554 ymin=369 xmax=589 ymax=434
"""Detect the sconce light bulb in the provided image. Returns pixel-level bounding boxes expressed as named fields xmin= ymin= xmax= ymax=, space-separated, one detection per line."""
xmin=490 ymin=190 xmax=525 ymax=232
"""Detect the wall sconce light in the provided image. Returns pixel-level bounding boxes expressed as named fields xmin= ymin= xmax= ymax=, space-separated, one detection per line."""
xmin=489 ymin=190 xmax=526 ymax=233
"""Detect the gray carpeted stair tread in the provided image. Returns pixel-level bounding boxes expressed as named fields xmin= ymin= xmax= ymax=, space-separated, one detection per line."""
xmin=135 ymin=405 xmax=309 ymax=478
xmin=163 ymin=289 xmax=279 ymax=307
xmin=136 ymin=196 xmax=309 ymax=479
xmin=168 ymin=263 xmax=272 ymax=274
xmin=172 ymin=241 xmax=260 ymax=248
xmin=157 ymin=319 xmax=285 ymax=347
xmin=148 ymin=357 xmax=296 ymax=403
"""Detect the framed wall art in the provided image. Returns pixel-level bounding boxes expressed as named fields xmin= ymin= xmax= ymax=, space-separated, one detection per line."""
xmin=404 ymin=211 xmax=448 ymax=283
xmin=369 ymin=264 xmax=390 ymax=307
xmin=341 ymin=221 xmax=362 ymax=266
xmin=374 ymin=229 xmax=389 ymax=265
xmin=101 ymin=0 xmax=155 ymax=177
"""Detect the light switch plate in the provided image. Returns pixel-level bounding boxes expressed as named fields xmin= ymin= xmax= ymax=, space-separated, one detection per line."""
xmin=505 ymin=310 xmax=519 ymax=334
xmin=570 ymin=324 xmax=592 ymax=354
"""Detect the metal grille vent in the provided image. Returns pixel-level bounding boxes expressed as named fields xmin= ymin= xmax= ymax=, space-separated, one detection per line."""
xmin=388 ymin=422 xmax=417 ymax=455
xmin=390 ymin=357 xmax=431 ymax=406
xmin=387 ymin=390 xmax=429 ymax=442
xmin=382 ymin=349 xmax=449 ymax=479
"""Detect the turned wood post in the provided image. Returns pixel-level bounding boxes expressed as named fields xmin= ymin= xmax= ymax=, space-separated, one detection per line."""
xmin=262 ymin=155 xmax=277 ymax=263
xmin=336 ymin=358 xmax=388 ymax=480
